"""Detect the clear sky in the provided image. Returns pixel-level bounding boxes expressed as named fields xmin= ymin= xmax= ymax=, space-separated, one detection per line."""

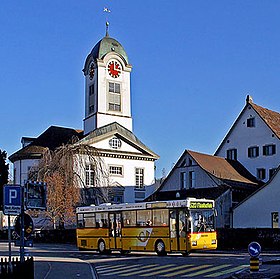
xmin=1 ymin=1 xmax=280 ymax=178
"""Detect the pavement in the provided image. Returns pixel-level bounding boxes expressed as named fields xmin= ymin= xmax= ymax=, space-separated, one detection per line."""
xmin=34 ymin=256 xmax=96 ymax=279
xmin=229 ymin=257 xmax=280 ymax=279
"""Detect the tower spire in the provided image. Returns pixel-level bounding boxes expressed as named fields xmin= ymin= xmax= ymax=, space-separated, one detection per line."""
xmin=106 ymin=21 xmax=110 ymax=37
xmin=103 ymin=7 xmax=111 ymax=37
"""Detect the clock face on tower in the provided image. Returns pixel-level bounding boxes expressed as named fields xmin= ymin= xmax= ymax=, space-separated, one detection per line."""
xmin=107 ymin=60 xmax=121 ymax=78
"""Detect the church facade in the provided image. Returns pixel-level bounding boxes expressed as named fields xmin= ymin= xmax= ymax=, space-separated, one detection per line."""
xmin=9 ymin=30 xmax=159 ymax=204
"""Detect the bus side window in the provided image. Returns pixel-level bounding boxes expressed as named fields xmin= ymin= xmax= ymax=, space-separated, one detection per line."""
xmin=77 ymin=214 xmax=84 ymax=228
xmin=123 ymin=211 xmax=136 ymax=227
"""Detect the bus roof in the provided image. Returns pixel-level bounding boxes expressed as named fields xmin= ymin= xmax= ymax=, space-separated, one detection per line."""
xmin=76 ymin=198 xmax=215 ymax=214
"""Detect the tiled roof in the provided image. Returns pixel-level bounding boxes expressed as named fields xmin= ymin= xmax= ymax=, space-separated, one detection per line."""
xmin=188 ymin=150 xmax=258 ymax=185
xmin=9 ymin=126 xmax=84 ymax=162
xmin=251 ymin=103 xmax=280 ymax=138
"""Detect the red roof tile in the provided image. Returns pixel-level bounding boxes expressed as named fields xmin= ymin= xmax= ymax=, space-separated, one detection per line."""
xmin=188 ymin=150 xmax=258 ymax=184
xmin=251 ymin=103 xmax=280 ymax=138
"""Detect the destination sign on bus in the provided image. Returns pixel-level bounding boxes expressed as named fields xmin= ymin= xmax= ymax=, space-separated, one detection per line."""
xmin=189 ymin=201 xmax=213 ymax=209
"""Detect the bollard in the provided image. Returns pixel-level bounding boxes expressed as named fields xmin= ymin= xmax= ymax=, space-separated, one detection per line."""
xmin=250 ymin=257 xmax=260 ymax=272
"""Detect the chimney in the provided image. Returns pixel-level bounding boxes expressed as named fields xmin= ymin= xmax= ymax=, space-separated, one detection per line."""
xmin=246 ymin=95 xmax=253 ymax=104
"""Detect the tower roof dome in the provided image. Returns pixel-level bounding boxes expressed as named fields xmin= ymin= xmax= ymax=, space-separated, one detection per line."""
xmin=84 ymin=35 xmax=129 ymax=73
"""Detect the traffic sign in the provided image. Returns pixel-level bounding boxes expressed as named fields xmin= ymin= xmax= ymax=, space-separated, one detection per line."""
xmin=3 ymin=185 xmax=22 ymax=215
xmin=14 ymin=213 xmax=34 ymax=239
xmin=248 ymin=242 xmax=261 ymax=257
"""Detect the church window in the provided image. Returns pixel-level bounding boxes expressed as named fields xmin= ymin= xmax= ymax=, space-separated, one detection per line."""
xmin=257 ymin=168 xmax=266 ymax=180
xmin=89 ymin=84 xmax=95 ymax=114
xmin=85 ymin=164 xmax=95 ymax=187
xmin=248 ymin=146 xmax=259 ymax=158
xmin=135 ymin=168 xmax=144 ymax=189
xmin=263 ymin=144 xmax=276 ymax=156
xmin=247 ymin=117 xmax=255 ymax=127
xmin=109 ymin=137 xmax=122 ymax=149
xmin=108 ymin=82 xmax=121 ymax=111
xmin=109 ymin=165 xmax=123 ymax=176
xmin=226 ymin=149 xmax=237 ymax=160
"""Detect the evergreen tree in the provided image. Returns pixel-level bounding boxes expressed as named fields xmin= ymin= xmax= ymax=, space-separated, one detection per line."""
xmin=0 ymin=149 xmax=9 ymax=210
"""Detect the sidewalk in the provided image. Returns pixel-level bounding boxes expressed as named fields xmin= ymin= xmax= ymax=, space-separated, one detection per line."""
xmin=230 ymin=258 xmax=280 ymax=279
xmin=34 ymin=256 xmax=96 ymax=279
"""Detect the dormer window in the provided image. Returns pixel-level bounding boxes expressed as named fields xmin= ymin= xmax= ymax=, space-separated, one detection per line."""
xmin=247 ymin=117 xmax=255 ymax=127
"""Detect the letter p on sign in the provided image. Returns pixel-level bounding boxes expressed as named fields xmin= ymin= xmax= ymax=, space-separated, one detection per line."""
xmin=9 ymin=189 xmax=18 ymax=203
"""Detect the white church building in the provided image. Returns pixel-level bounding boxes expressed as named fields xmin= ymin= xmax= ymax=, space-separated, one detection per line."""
xmin=9 ymin=30 xmax=159 ymax=204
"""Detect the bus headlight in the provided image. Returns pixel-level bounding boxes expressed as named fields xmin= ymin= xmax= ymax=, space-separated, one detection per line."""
xmin=211 ymin=239 xmax=216 ymax=244
xmin=192 ymin=241 xmax=197 ymax=246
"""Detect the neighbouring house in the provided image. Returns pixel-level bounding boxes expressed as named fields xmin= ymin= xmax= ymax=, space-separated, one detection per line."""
xmin=147 ymin=150 xmax=261 ymax=228
xmin=233 ymin=166 xmax=280 ymax=228
xmin=9 ymin=29 xmax=159 ymax=204
xmin=215 ymin=95 xmax=280 ymax=183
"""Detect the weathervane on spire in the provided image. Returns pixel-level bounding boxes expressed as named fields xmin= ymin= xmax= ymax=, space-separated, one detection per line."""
xmin=103 ymin=7 xmax=111 ymax=37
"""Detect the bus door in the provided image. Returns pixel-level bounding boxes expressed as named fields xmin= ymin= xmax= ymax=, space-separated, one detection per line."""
xmin=169 ymin=209 xmax=187 ymax=251
xmin=109 ymin=213 xmax=122 ymax=250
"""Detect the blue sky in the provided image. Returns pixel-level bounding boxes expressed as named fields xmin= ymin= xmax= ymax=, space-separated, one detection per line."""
xmin=1 ymin=1 xmax=280 ymax=178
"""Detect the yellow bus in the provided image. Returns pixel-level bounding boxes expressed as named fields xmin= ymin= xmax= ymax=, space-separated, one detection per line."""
xmin=76 ymin=197 xmax=217 ymax=256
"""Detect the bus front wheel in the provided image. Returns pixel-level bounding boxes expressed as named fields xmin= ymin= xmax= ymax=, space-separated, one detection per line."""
xmin=98 ymin=240 xmax=106 ymax=254
xmin=155 ymin=240 xmax=167 ymax=256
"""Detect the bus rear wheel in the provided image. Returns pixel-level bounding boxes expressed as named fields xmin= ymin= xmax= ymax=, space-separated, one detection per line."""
xmin=155 ymin=240 xmax=167 ymax=256
xmin=98 ymin=240 xmax=106 ymax=254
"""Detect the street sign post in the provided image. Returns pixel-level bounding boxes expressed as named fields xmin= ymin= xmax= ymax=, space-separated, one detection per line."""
xmin=3 ymin=185 xmax=21 ymax=215
xmin=248 ymin=242 xmax=261 ymax=272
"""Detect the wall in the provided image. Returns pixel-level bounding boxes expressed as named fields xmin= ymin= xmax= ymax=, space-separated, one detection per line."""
xmin=233 ymin=170 xmax=280 ymax=228
xmin=161 ymin=152 xmax=220 ymax=192
xmin=216 ymin=105 xmax=280 ymax=182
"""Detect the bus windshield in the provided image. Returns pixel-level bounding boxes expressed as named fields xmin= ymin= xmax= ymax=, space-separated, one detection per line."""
xmin=190 ymin=210 xmax=215 ymax=233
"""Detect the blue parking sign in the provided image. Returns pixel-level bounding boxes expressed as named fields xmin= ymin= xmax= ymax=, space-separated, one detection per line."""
xmin=3 ymin=185 xmax=22 ymax=215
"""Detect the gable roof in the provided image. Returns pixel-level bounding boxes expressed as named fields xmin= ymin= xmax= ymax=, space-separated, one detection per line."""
xmin=188 ymin=150 xmax=258 ymax=184
xmin=250 ymin=102 xmax=280 ymax=139
xmin=9 ymin=126 xmax=84 ymax=162
xmin=154 ymin=149 xmax=259 ymax=195
xmin=215 ymin=95 xmax=280 ymax=154
xmin=79 ymin=122 xmax=159 ymax=159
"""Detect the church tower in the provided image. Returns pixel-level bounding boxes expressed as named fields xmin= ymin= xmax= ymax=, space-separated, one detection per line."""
xmin=83 ymin=27 xmax=133 ymax=135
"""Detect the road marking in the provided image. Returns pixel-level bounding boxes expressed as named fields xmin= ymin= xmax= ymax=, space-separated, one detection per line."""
xmin=162 ymin=265 xmax=211 ymax=277
xmin=182 ymin=264 xmax=231 ymax=277
xmin=97 ymin=264 xmax=140 ymax=274
xmin=205 ymin=265 xmax=248 ymax=277
xmin=140 ymin=264 xmax=193 ymax=277
xmin=100 ymin=264 xmax=150 ymax=275
xmin=120 ymin=264 xmax=166 ymax=276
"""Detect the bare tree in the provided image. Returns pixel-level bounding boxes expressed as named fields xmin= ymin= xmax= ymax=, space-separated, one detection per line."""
xmin=31 ymin=138 xmax=111 ymax=229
